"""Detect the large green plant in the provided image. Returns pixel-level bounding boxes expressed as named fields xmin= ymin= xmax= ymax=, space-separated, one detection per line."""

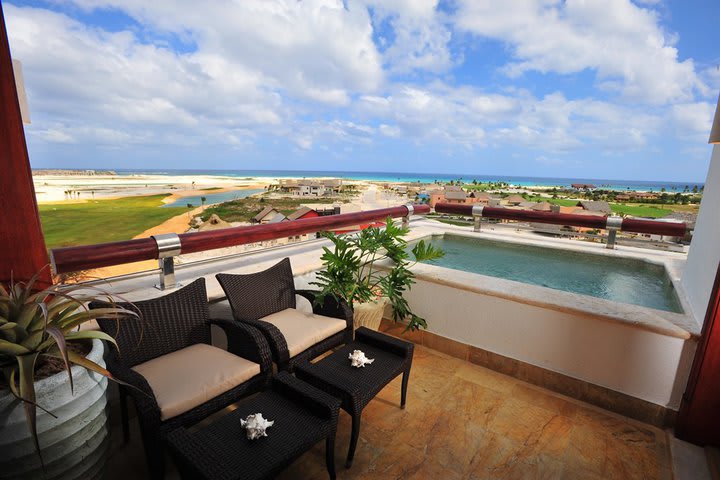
xmin=311 ymin=217 xmax=444 ymax=331
xmin=0 ymin=271 xmax=137 ymax=461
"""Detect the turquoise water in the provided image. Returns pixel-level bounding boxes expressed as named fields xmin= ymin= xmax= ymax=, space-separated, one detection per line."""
xmin=162 ymin=188 xmax=263 ymax=208
xmin=117 ymin=169 xmax=703 ymax=192
xmin=416 ymin=235 xmax=683 ymax=313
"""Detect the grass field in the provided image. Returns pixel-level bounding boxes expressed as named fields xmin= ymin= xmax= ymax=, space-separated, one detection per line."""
xmin=525 ymin=196 xmax=690 ymax=218
xmin=609 ymin=203 xmax=673 ymax=218
xmin=39 ymin=195 xmax=186 ymax=249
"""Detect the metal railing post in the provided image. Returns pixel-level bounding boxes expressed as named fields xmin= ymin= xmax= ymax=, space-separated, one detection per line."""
xmin=472 ymin=205 xmax=485 ymax=232
xmin=152 ymin=233 xmax=182 ymax=290
xmin=403 ymin=204 xmax=414 ymax=229
xmin=605 ymin=216 xmax=623 ymax=249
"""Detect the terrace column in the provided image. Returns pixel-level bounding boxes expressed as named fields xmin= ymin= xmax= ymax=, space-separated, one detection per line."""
xmin=0 ymin=5 xmax=51 ymax=287
xmin=676 ymin=259 xmax=720 ymax=446
xmin=676 ymin=99 xmax=720 ymax=446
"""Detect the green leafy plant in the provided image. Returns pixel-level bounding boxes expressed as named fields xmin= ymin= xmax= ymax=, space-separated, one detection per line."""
xmin=0 ymin=271 xmax=137 ymax=461
xmin=311 ymin=217 xmax=444 ymax=331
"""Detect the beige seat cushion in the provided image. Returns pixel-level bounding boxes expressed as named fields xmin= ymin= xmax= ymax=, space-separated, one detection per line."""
xmin=132 ymin=343 xmax=261 ymax=421
xmin=260 ymin=308 xmax=346 ymax=358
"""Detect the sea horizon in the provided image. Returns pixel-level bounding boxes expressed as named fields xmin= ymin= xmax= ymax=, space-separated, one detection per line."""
xmin=34 ymin=167 xmax=705 ymax=192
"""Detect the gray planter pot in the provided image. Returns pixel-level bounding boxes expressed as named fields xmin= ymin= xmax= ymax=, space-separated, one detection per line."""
xmin=0 ymin=339 xmax=109 ymax=480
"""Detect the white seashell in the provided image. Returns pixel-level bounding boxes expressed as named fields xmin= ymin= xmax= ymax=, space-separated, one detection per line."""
xmin=240 ymin=413 xmax=275 ymax=440
xmin=349 ymin=349 xmax=375 ymax=368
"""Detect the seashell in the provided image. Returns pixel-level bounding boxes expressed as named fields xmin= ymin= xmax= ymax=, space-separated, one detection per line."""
xmin=240 ymin=413 xmax=274 ymax=440
xmin=349 ymin=349 xmax=375 ymax=368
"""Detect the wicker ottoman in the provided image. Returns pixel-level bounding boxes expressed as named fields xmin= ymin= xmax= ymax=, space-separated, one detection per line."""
xmin=294 ymin=327 xmax=414 ymax=468
xmin=167 ymin=372 xmax=341 ymax=480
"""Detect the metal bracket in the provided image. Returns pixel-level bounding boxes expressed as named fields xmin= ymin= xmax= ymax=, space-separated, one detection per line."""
xmin=152 ymin=233 xmax=182 ymax=290
xmin=472 ymin=205 xmax=485 ymax=232
xmin=605 ymin=216 xmax=623 ymax=249
xmin=403 ymin=204 xmax=414 ymax=229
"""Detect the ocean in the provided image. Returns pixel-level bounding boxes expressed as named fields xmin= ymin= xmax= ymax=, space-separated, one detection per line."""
xmin=115 ymin=169 xmax=703 ymax=192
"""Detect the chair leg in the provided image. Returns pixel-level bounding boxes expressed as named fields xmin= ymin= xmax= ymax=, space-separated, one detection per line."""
xmin=119 ymin=386 xmax=130 ymax=443
xmin=401 ymin=368 xmax=410 ymax=409
xmin=139 ymin=424 xmax=166 ymax=480
xmin=345 ymin=412 xmax=361 ymax=469
xmin=326 ymin=431 xmax=337 ymax=480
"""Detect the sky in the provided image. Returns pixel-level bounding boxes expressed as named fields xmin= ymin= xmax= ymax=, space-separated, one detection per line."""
xmin=5 ymin=0 xmax=720 ymax=181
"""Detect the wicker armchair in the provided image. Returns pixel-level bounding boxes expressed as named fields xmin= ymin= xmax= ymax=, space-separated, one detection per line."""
xmin=91 ymin=278 xmax=272 ymax=479
xmin=216 ymin=258 xmax=353 ymax=372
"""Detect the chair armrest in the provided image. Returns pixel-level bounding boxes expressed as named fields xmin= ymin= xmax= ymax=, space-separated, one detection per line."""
xmin=236 ymin=318 xmax=291 ymax=370
xmin=355 ymin=326 xmax=414 ymax=358
xmin=296 ymin=289 xmax=353 ymax=329
xmin=272 ymin=372 xmax=340 ymax=421
xmin=208 ymin=318 xmax=273 ymax=374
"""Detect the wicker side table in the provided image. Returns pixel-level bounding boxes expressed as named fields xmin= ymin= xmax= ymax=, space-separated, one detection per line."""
xmin=167 ymin=372 xmax=341 ymax=480
xmin=295 ymin=327 xmax=414 ymax=468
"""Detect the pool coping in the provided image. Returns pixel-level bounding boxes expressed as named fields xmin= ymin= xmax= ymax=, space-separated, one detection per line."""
xmin=402 ymin=221 xmax=699 ymax=340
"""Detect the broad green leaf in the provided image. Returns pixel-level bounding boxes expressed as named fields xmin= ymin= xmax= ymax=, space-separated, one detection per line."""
xmin=0 ymin=340 xmax=30 ymax=356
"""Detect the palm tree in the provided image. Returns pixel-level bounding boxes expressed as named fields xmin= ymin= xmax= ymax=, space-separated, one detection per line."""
xmin=187 ymin=203 xmax=193 ymax=218
xmin=201 ymin=196 xmax=207 ymax=210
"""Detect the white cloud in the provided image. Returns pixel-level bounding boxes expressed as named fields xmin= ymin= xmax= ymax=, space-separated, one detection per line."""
xmin=65 ymin=0 xmax=384 ymax=100
xmin=671 ymin=102 xmax=715 ymax=139
xmin=364 ymin=0 xmax=454 ymax=74
xmin=454 ymin=0 xmax=704 ymax=104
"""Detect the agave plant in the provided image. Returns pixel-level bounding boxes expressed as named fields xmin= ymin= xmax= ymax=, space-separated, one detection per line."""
xmin=0 ymin=271 xmax=137 ymax=460
xmin=311 ymin=217 xmax=444 ymax=331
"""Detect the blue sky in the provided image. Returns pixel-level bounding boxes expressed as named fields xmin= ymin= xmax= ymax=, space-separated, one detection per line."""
xmin=6 ymin=0 xmax=719 ymax=181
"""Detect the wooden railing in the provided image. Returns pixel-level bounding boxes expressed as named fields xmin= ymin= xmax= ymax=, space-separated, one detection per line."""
xmin=434 ymin=203 xmax=689 ymax=238
xmin=50 ymin=204 xmax=430 ymax=275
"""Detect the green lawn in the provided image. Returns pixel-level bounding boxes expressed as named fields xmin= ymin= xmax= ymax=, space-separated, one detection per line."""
xmin=39 ymin=195 xmax=186 ymax=249
xmin=609 ymin=203 xmax=672 ymax=218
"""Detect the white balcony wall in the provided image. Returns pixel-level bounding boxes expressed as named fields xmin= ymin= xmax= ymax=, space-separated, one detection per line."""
xmin=404 ymin=278 xmax=696 ymax=410
xmin=682 ymin=144 xmax=720 ymax=326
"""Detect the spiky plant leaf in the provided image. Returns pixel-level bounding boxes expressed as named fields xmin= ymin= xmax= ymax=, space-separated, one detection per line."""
xmin=44 ymin=326 xmax=73 ymax=394
xmin=17 ymin=353 xmax=42 ymax=465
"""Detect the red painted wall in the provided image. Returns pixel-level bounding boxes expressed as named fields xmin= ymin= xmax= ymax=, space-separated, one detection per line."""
xmin=0 ymin=5 xmax=51 ymax=287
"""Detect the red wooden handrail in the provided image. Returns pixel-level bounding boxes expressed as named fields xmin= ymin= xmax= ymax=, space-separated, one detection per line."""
xmin=434 ymin=203 xmax=688 ymax=237
xmin=50 ymin=204 xmax=429 ymax=274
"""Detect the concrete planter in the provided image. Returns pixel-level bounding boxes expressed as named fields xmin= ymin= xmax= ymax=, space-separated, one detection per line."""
xmin=353 ymin=298 xmax=387 ymax=330
xmin=0 ymin=339 xmax=109 ymax=480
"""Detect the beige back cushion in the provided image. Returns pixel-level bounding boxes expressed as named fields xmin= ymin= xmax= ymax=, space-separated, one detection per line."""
xmin=132 ymin=343 xmax=261 ymax=421
xmin=260 ymin=308 xmax=346 ymax=358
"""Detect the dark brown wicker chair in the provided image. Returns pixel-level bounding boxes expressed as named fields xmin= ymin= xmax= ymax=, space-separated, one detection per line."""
xmin=91 ymin=278 xmax=272 ymax=479
xmin=216 ymin=258 xmax=353 ymax=372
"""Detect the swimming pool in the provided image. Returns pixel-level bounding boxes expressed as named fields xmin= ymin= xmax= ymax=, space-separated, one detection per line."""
xmin=162 ymin=188 xmax=263 ymax=208
xmin=415 ymin=234 xmax=683 ymax=313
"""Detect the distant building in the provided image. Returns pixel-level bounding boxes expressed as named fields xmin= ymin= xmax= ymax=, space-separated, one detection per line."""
xmin=286 ymin=206 xmax=320 ymax=242
xmin=575 ymin=201 xmax=612 ymax=214
xmin=276 ymin=178 xmax=344 ymax=196
xmin=504 ymin=194 xmax=525 ymax=206
xmin=253 ymin=206 xmax=286 ymax=224
xmin=429 ymin=186 xmax=494 ymax=207
xmin=571 ymin=183 xmax=596 ymax=190
xmin=286 ymin=206 xmax=319 ymax=221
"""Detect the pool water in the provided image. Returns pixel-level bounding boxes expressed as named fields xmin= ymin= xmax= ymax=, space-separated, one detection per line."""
xmin=162 ymin=189 xmax=263 ymax=208
xmin=416 ymin=235 xmax=683 ymax=313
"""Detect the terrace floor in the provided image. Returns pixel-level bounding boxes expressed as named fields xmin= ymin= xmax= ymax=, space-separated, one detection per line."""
xmin=106 ymin=342 xmax=672 ymax=480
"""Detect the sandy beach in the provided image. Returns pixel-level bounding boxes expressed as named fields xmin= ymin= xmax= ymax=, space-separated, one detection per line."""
xmin=33 ymin=173 xmax=274 ymax=203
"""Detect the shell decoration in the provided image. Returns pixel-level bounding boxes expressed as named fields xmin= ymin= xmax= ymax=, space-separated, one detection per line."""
xmin=240 ymin=413 xmax=274 ymax=440
xmin=349 ymin=349 xmax=375 ymax=368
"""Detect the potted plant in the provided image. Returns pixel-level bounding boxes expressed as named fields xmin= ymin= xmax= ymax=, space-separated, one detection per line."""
xmin=311 ymin=218 xmax=443 ymax=331
xmin=0 ymin=271 xmax=136 ymax=478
